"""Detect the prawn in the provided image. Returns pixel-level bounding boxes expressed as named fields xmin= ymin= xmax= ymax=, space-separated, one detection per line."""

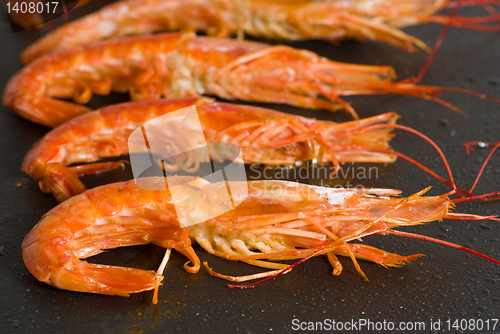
xmin=20 ymin=0 xmax=500 ymax=63
xmin=3 ymin=32 xmax=475 ymax=128
xmin=22 ymin=176 xmax=500 ymax=303
xmin=22 ymin=97 xmax=399 ymax=202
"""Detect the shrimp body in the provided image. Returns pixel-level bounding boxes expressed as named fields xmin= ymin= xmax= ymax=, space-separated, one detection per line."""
xmin=23 ymin=176 xmax=452 ymax=300
xmin=5 ymin=32 xmax=445 ymax=127
xmin=22 ymin=0 xmax=492 ymax=62
xmin=22 ymin=97 xmax=398 ymax=202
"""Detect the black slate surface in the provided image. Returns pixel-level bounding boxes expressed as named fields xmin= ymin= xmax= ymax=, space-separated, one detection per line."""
xmin=0 ymin=1 xmax=499 ymax=333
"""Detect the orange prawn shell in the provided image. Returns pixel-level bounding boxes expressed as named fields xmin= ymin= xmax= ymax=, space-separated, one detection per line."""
xmin=4 ymin=31 xmax=403 ymax=127
xmin=21 ymin=96 xmax=398 ymax=203
xmin=21 ymin=177 xmax=191 ymax=296
xmin=21 ymin=97 xmax=201 ymax=176
xmin=22 ymin=177 xmax=174 ymax=247
xmin=4 ymin=33 xmax=191 ymax=127
xmin=19 ymin=0 xmax=456 ymax=63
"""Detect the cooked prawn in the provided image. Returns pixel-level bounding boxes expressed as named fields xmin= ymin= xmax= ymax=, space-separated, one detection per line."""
xmin=3 ymin=32 xmax=469 ymax=128
xmin=22 ymin=97 xmax=399 ymax=202
xmin=22 ymin=176 xmax=500 ymax=302
xmin=20 ymin=0 xmax=500 ymax=63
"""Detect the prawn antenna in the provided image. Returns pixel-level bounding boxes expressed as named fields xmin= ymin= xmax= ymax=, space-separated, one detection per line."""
xmin=413 ymin=0 xmax=464 ymax=84
xmin=462 ymin=141 xmax=500 ymax=193
xmin=415 ymin=0 xmax=500 ymax=82
xmin=445 ymin=0 xmax=500 ymax=25
xmin=351 ymin=123 xmax=474 ymax=197
xmin=450 ymin=140 xmax=500 ymax=203
xmin=452 ymin=191 xmax=500 ymax=203
xmin=385 ymin=229 xmax=500 ymax=266
xmin=411 ymin=0 xmax=500 ymax=107
xmin=353 ymin=126 xmax=500 ymax=202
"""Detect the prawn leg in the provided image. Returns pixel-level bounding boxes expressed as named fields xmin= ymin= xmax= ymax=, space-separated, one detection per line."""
xmin=68 ymin=161 xmax=127 ymax=177
xmin=35 ymin=163 xmax=88 ymax=203
xmin=204 ymin=242 xmax=422 ymax=283
xmin=327 ymin=253 xmax=343 ymax=276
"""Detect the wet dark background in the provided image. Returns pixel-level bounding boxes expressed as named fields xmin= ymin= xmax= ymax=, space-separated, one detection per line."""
xmin=0 ymin=1 xmax=499 ymax=333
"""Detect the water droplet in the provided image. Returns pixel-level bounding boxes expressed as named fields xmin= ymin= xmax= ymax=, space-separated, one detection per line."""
xmin=438 ymin=118 xmax=450 ymax=127
xmin=433 ymin=275 xmax=442 ymax=280
xmin=485 ymin=278 xmax=499 ymax=283
xmin=439 ymin=225 xmax=452 ymax=232
xmin=414 ymin=277 xmax=421 ymax=281
xmin=396 ymin=276 xmax=404 ymax=282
